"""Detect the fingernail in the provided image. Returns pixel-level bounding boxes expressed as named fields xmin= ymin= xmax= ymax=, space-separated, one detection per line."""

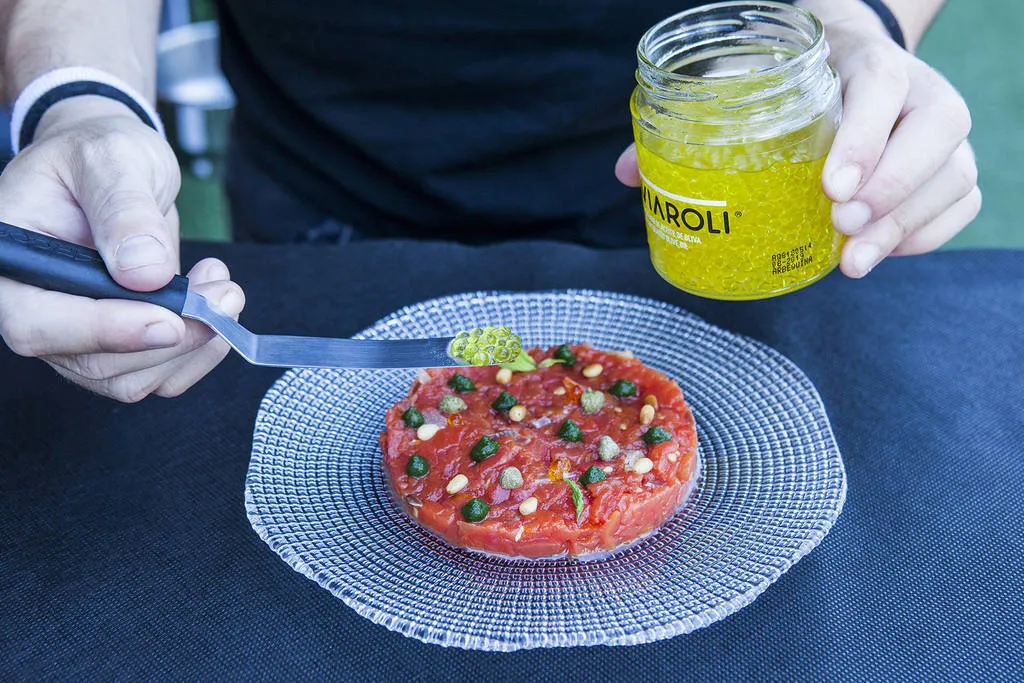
xmin=833 ymin=201 xmax=872 ymax=235
xmin=206 ymin=261 xmax=230 ymax=282
xmin=217 ymin=289 xmax=245 ymax=316
xmin=851 ymin=242 xmax=882 ymax=277
xmin=142 ymin=321 xmax=180 ymax=348
xmin=831 ymin=165 xmax=862 ymax=202
xmin=115 ymin=235 xmax=168 ymax=271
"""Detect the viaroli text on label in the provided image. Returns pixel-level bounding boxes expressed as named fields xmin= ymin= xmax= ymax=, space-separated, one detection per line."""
xmin=641 ymin=182 xmax=732 ymax=235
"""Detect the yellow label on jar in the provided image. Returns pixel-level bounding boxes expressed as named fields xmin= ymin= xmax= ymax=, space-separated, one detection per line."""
xmin=636 ymin=141 xmax=844 ymax=300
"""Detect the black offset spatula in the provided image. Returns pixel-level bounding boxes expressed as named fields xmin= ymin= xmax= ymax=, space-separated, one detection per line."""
xmin=0 ymin=221 xmax=462 ymax=368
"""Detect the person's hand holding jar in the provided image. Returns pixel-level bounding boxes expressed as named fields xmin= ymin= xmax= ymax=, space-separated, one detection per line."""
xmin=616 ymin=0 xmax=979 ymax=282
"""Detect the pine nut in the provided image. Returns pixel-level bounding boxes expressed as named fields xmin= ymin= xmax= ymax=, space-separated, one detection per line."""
xmin=644 ymin=395 xmax=658 ymax=409
xmin=495 ymin=367 xmax=513 ymax=385
xmin=446 ymin=474 xmax=469 ymax=494
xmin=632 ymin=457 xmax=654 ymax=475
xmin=640 ymin=404 xmax=656 ymax=426
xmin=508 ymin=405 xmax=527 ymax=422
xmin=622 ymin=449 xmax=642 ymax=471
xmin=581 ymin=363 xmax=603 ymax=378
xmin=416 ymin=423 xmax=441 ymax=441
xmin=519 ymin=497 xmax=539 ymax=515
xmin=553 ymin=387 xmax=567 ymax=396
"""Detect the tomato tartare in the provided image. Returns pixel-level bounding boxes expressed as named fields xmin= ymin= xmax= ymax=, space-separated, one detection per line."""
xmin=380 ymin=343 xmax=699 ymax=559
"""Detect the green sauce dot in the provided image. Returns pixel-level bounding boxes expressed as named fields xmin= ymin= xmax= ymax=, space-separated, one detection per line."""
xmin=579 ymin=465 xmax=606 ymax=486
xmin=558 ymin=419 xmax=583 ymax=442
xmin=406 ymin=454 xmax=430 ymax=478
xmin=461 ymin=497 xmax=490 ymax=523
xmin=402 ymin=406 xmax=425 ymax=428
xmin=642 ymin=426 xmax=672 ymax=444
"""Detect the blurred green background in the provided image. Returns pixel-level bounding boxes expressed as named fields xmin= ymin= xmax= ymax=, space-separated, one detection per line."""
xmin=175 ymin=0 xmax=1022 ymax=249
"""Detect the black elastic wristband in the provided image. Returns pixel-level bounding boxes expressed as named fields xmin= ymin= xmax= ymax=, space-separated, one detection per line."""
xmin=18 ymin=81 xmax=161 ymax=151
xmin=858 ymin=0 xmax=907 ymax=49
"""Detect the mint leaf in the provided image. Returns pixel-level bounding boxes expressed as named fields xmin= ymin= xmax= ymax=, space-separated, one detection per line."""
xmin=565 ymin=478 xmax=584 ymax=524
xmin=499 ymin=349 xmax=537 ymax=372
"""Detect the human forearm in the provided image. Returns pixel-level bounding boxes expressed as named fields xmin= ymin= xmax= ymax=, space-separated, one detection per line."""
xmin=1 ymin=0 xmax=161 ymax=102
xmin=797 ymin=0 xmax=947 ymax=52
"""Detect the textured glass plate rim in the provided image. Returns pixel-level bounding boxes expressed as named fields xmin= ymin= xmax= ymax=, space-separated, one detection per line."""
xmin=244 ymin=289 xmax=847 ymax=650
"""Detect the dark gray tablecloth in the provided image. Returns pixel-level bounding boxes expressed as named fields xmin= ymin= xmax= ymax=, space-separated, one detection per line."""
xmin=2 ymin=241 xmax=1022 ymax=681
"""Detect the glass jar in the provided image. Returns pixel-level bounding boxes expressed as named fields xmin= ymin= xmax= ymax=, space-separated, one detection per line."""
xmin=630 ymin=1 xmax=843 ymax=300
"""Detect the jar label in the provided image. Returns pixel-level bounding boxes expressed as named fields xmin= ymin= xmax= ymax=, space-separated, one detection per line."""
xmin=640 ymin=173 xmax=731 ymax=248
xmin=638 ymin=161 xmax=842 ymax=299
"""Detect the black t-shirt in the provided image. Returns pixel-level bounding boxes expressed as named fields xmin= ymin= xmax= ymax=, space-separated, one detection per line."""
xmin=216 ymin=1 xmax=715 ymax=246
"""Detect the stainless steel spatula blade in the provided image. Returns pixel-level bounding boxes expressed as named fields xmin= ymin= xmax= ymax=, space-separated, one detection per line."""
xmin=182 ymin=289 xmax=461 ymax=369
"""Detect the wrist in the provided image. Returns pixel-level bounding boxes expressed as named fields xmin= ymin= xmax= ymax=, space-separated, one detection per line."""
xmin=33 ymin=96 xmax=147 ymax=142
xmin=796 ymin=0 xmax=893 ymax=43
xmin=10 ymin=66 xmax=165 ymax=154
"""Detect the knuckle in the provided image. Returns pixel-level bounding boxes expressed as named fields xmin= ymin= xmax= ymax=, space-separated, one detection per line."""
xmin=954 ymin=159 xmax=979 ymax=197
xmin=156 ymin=345 xmax=228 ymax=398
xmin=107 ymin=375 xmax=156 ymax=404
xmin=99 ymin=128 xmax=139 ymax=158
xmin=935 ymin=98 xmax=973 ymax=139
xmin=139 ymin=138 xmax=182 ymax=209
xmin=117 ymin=386 xmax=152 ymax=404
xmin=873 ymin=174 xmax=916 ymax=211
xmin=857 ymin=45 xmax=888 ymax=75
xmin=92 ymin=187 xmax=160 ymax=228
xmin=71 ymin=127 xmax=132 ymax=168
xmin=964 ymin=187 xmax=983 ymax=219
xmin=160 ymin=140 xmax=182 ymax=183
xmin=163 ymin=156 xmax=183 ymax=204
xmin=62 ymin=125 xmax=104 ymax=156
xmin=858 ymin=46 xmax=908 ymax=91
xmin=61 ymin=122 xmax=178 ymax=215
xmin=154 ymin=377 xmax=194 ymax=399
xmin=884 ymin=207 xmax=916 ymax=241
xmin=833 ymin=137 xmax=879 ymax=173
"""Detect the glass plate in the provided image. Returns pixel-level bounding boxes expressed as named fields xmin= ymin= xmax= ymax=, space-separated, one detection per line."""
xmin=245 ymin=290 xmax=845 ymax=651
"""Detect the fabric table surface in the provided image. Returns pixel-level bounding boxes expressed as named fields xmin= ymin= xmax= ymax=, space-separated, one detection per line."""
xmin=1 ymin=241 xmax=1022 ymax=681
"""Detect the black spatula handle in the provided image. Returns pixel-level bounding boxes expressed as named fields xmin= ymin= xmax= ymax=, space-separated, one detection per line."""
xmin=0 ymin=220 xmax=188 ymax=314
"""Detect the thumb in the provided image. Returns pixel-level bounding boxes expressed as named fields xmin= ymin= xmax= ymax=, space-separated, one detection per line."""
xmin=68 ymin=131 xmax=182 ymax=292
xmin=615 ymin=144 xmax=641 ymax=187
